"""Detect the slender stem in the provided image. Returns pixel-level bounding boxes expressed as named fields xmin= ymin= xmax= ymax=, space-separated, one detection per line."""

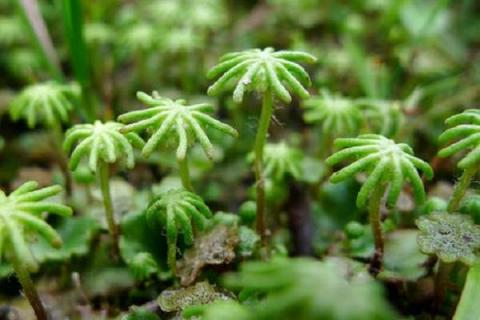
xmin=97 ymin=160 xmax=119 ymax=257
xmin=434 ymin=261 xmax=452 ymax=314
xmin=254 ymin=91 xmax=274 ymax=247
xmin=448 ymin=167 xmax=477 ymax=213
xmin=368 ymin=186 xmax=385 ymax=276
xmin=178 ymin=157 xmax=194 ymax=192
xmin=11 ymin=254 xmax=47 ymax=320
xmin=51 ymin=124 xmax=72 ymax=197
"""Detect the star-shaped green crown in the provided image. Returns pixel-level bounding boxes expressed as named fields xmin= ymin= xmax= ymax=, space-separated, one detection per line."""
xmin=0 ymin=181 xmax=72 ymax=272
xmin=118 ymin=91 xmax=238 ymax=159
xmin=303 ymin=90 xmax=362 ymax=137
xmin=326 ymin=134 xmax=433 ymax=208
xmin=9 ymin=82 xmax=80 ymax=128
xmin=207 ymin=47 xmax=316 ymax=103
xmin=64 ymin=120 xmax=144 ymax=172
xmin=416 ymin=213 xmax=480 ymax=266
xmin=438 ymin=109 xmax=480 ymax=169
xmin=146 ymin=189 xmax=213 ymax=271
xmin=257 ymin=142 xmax=303 ymax=181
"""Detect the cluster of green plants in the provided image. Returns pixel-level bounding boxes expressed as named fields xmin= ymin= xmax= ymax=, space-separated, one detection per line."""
xmin=0 ymin=0 xmax=480 ymax=319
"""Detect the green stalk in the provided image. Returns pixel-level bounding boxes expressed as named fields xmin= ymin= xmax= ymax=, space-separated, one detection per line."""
xmin=178 ymin=157 xmax=194 ymax=192
xmin=448 ymin=167 xmax=477 ymax=213
xmin=15 ymin=0 xmax=63 ymax=81
xmin=62 ymin=0 xmax=96 ymax=121
xmin=368 ymin=186 xmax=385 ymax=276
xmin=97 ymin=160 xmax=119 ymax=257
xmin=254 ymin=91 xmax=274 ymax=247
xmin=11 ymin=253 xmax=47 ymax=320
xmin=51 ymin=123 xmax=72 ymax=196
xmin=454 ymin=264 xmax=480 ymax=320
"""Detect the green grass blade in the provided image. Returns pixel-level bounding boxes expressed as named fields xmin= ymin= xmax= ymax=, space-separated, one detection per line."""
xmin=62 ymin=0 xmax=96 ymax=121
xmin=454 ymin=265 xmax=480 ymax=320
xmin=14 ymin=0 xmax=64 ymax=81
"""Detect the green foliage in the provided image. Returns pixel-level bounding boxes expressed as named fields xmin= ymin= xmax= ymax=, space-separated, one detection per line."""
xmin=224 ymin=257 xmax=398 ymax=320
xmin=253 ymin=142 xmax=303 ymax=181
xmin=0 ymin=16 xmax=25 ymax=45
xmin=128 ymin=252 xmax=159 ymax=281
xmin=0 ymin=181 xmax=72 ymax=272
xmin=461 ymin=195 xmax=480 ymax=224
xmin=454 ymin=264 xmax=480 ymax=320
xmin=357 ymin=99 xmax=404 ymax=138
xmin=303 ymin=90 xmax=363 ymax=137
xmin=31 ymin=216 xmax=99 ymax=263
xmin=416 ymin=213 xmax=480 ymax=266
xmin=9 ymin=82 xmax=80 ymax=128
xmin=120 ymin=211 xmax=168 ymax=280
xmin=118 ymin=91 xmax=237 ymax=158
xmin=146 ymin=189 xmax=213 ymax=271
xmin=64 ymin=120 xmax=144 ymax=172
xmin=120 ymin=22 xmax=156 ymax=53
xmin=207 ymin=47 xmax=316 ymax=103
xmin=84 ymin=22 xmax=115 ymax=46
xmin=438 ymin=109 xmax=480 ymax=169
xmin=183 ymin=300 xmax=252 ymax=320
xmin=326 ymin=134 xmax=433 ymax=208
xmin=7 ymin=49 xmax=43 ymax=79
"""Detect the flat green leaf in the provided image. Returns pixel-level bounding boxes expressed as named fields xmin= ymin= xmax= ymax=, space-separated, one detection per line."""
xmin=32 ymin=216 xmax=100 ymax=263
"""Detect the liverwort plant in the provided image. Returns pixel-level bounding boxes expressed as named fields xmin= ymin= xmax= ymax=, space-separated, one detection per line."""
xmin=438 ymin=109 xmax=480 ymax=212
xmin=0 ymin=181 xmax=72 ymax=320
xmin=118 ymin=91 xmax=238 ymax=191
xmin=146 ymin=189 xmax=213 ymax=273
xmin=326 ymin=134 xmax=433 ymax=274
xmin=207 ymin=47 xmax=316 ymax=244
xmin=9 ymin=82 xmax=80 ymax=194
xmin=256 ymin=142 xmax=304 ymax=181
xmin=64 ymin=121 xmax=144 ymax=254
xmin=303 ymin=90 xmax=362 ymax=156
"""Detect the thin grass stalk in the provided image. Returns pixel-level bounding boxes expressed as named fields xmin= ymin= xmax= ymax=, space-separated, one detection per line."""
xmin=15 ymin=0 xmax=63 ymax=81
xmin=62 ymin=0 xmax=96 ymax=121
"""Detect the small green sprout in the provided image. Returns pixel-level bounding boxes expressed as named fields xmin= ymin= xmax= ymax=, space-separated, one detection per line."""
xmin=0 ymin=181 xmax=72 ymax=319
xmin=118 ymin=91 xmax=238 ymax=191
xmin=64 ymin=121 xmax=144 ymax=254
xmin=254 ymin=142 xmax=303 ymax=181
xmin=303 ymin=90 xmax=362 ymax=137
xmin=207 ymin=48 xmax=315 ymax=244
xmin=416 ymin=213 xmax=480 ymax=266
xmin=438 ymin=109 xmax=480 ymax=212
xmin=207 ymin=47 xmax=316 ymax=103
xmin=223 ymin=258 xmax=398 ymax=320
xmin=146 ymin=189 xmax=213 ymax=273
xmin=9 ymin=82 xmax=79 ymax=129
xmin=326 ymin=134 xmax=433 ymax=274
